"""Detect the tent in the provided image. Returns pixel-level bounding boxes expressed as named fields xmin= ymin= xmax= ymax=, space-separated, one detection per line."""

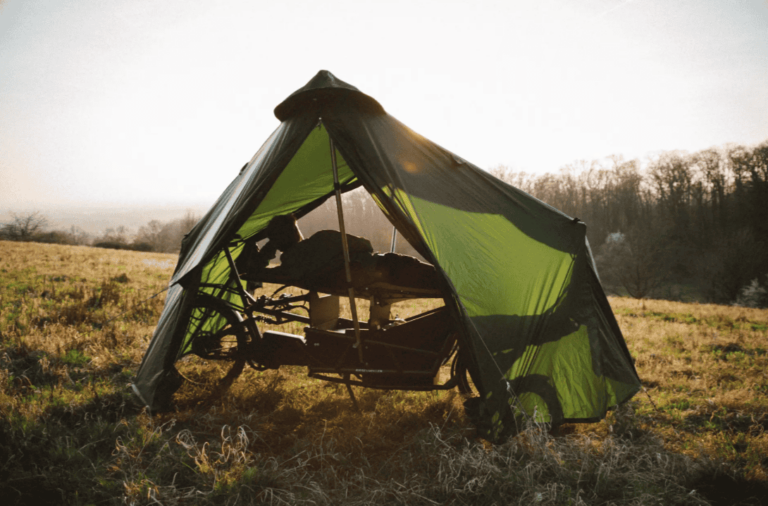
xmin=131 ymin=70 xmax=641 ymax=440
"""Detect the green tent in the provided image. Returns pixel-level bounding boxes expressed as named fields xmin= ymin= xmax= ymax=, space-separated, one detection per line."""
xmin=132 ymin=70 xmax=640 ymax=440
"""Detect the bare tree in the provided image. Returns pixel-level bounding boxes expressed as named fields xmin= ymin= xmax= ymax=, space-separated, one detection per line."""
xmin=132 ymin=211 xmax=201 ymax=252
xmin=135 ymin=220 xmax=164 ymax=251
xmin=695 ymin=228 xmax=765 ymax=303
xmin=66 ymin=226 xmax=91 ymax=246
xmin=100 ymin=226 xmax=129 ymax=244
xmin=0 ymin=211 xmax=48 ymax=241
xmin=596 ymin=221 xmax=666 ymax=299
xmin=648 ymin=151 xmax=694 ymax=228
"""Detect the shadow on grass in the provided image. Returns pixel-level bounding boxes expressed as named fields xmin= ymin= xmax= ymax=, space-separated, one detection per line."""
xmin=690 ymin=470 xmax=768 ymax=506
xmin=0 ymin=391 xmax=137 ymax=506
xmin=46 ymin=390 xmax=139 ymax=426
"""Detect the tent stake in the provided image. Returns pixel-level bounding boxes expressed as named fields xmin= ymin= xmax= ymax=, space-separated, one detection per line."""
xmin=329 ymin=136 xmax=364 ymax=364
xmin=389 ymin=226 xmax=398 ymax=253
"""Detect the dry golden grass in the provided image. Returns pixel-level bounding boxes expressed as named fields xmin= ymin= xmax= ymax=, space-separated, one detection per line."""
xmin=604 ymin=297 xmax=768 ymax=479
xmin=2 ymin=240 xmax=767 ymax=505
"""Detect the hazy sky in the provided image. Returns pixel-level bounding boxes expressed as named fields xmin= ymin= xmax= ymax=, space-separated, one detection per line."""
xmin=2 ymin=0 xmax=767 ymax=210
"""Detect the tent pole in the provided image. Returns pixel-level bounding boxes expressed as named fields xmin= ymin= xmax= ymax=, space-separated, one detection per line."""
xmin=389 ymin=226 xmax=397 ymax=253
xmin=329 ymin=136 xmax=364 ymax=364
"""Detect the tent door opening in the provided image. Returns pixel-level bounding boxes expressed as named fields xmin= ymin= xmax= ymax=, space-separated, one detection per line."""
xmin=175 ymin=125 xmax=476 ymax=402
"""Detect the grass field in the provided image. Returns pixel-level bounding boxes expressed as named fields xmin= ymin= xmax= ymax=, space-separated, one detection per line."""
xmin=1 ymin=240 xmax=767 ymax=505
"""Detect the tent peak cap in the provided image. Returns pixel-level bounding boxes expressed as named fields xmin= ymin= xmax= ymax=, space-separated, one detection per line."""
xmin=274 ymin=70 xmax=385 ymax=121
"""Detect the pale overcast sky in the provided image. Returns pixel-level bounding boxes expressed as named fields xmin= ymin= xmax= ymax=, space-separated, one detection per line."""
xmin=1 ymin=0 xmax=767 ymax=210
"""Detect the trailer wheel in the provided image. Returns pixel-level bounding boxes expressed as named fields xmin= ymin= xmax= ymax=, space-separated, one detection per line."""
xmin=181 ymin=295 xmax=249 ymax=389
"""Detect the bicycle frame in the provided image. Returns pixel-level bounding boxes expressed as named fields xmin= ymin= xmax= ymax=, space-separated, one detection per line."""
xmin=187 ymin=242 xmax=472 ymax=396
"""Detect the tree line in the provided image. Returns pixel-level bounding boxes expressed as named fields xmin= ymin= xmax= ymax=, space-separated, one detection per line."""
xmin=0 ymin=211 xmax=200 ymax=253
xmin=490 ymin=140 xmax=768 ymax=306
xmin=3 ymin=138 xmax=766 ymax=307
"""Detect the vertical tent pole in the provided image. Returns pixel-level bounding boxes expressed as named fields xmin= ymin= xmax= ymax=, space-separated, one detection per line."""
xmin=390 ymin=226 xmax=398 ymax=253
xmin=329 ymin=136 xmax=364 ymax=363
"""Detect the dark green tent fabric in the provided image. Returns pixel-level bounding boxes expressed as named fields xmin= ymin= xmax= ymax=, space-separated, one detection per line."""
xmin=132 ymin=71 xmax=640 ymax=439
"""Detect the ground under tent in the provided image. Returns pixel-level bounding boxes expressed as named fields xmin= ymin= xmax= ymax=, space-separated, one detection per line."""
xmin=131 ymin=70 xmax=641 ymax=441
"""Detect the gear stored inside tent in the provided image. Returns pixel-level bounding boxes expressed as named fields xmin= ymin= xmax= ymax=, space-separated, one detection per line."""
xmin=131 ymin=70 xmax=641 ymax=441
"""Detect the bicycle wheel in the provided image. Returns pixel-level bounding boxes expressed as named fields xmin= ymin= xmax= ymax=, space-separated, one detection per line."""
xmin=180 ymin=295 xmax=249 ymax=389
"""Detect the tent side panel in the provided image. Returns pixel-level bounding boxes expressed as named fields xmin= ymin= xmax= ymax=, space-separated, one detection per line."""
xmin=176 ymin=125 xmax=358 ymax=358
xmin=133 ymin=116 xmax=321 ymax=408
xmin=172 ymin=117 xmax=320 ymax=284
xmin=325 ymin=111 xmax=640 ymax=439
xmin=131 ymin=284 xmax=190 ymax=409
xmin=234 ymin=124 xmax=356 ymax=240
